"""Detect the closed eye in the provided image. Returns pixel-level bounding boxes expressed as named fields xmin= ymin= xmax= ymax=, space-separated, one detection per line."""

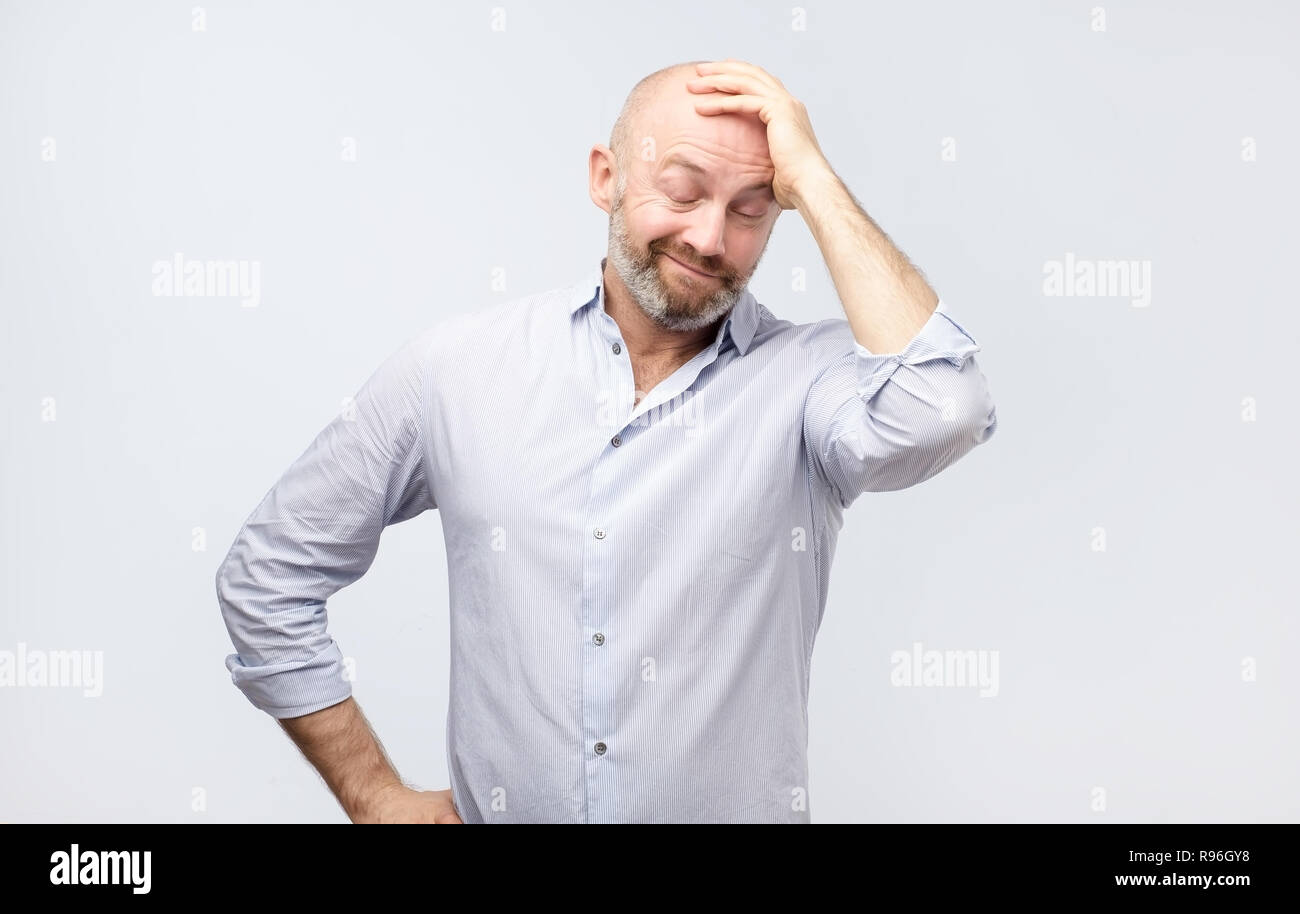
xmin=669 ymin=196 xmax=765 ymax=219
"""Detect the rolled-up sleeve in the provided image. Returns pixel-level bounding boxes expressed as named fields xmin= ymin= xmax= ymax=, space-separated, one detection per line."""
xmin=802 ymin=300 xmax=997 ymax=506
xmin=215 ymin=330 xmax=437 ymax=718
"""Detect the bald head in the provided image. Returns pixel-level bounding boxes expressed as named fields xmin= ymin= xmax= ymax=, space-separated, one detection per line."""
xmin=608 ymin=61 xmax=711 ymax=192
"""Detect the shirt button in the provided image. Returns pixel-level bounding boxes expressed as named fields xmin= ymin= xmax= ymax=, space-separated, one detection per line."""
xmin=611 ymin=434 xmax=621 ymax=448
xmin=592 ymin=632 xmax=605 ymax=646
xmin=611 ymin=342 xmax=621 ymax=354
xmin=594 ymin=741 xmax=607 ymax=756
xmin=593 ymin=527 xmax=605 ymax=540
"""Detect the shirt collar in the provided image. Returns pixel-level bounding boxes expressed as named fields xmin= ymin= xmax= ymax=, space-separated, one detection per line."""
xmin=569 ymin=256 xmax=759 ymax=357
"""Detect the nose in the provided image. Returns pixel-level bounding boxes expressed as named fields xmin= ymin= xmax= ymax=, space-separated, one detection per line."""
xmin=677 ymin=202 xmax=726 ymax=261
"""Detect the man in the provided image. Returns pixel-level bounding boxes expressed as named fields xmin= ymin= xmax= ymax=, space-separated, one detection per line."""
xmin=216 ymin=58 xmax=998 ymax=824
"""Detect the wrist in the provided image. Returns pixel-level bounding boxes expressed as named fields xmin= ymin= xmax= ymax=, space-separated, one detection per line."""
xmin=348 ymin=777 xmax=407 ymax=822
xmin=788 ymin=165 xmax=840 ymax=212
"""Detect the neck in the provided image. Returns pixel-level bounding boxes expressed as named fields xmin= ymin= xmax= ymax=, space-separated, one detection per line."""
xmin=601 ymin=257 xmax=720 ymax=361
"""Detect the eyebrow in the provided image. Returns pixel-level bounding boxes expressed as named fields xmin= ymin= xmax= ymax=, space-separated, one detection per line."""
xmin=658 ymin=154 xmax=774 ymax=196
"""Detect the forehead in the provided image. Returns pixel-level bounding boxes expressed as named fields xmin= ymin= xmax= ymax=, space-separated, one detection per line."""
xmin=636 ymin=80 xmax=774 ymax=182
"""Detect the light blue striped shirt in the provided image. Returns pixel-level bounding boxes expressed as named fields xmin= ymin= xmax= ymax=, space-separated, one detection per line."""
xmin=215 ymin=256 xmax=998 ymax=823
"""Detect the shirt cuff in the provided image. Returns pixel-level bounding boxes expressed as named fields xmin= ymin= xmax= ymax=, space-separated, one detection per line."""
xmin=225 ymin=640 xmax=353 ymax=719
xmin=854 ymin=300 xmax=983 ymax=401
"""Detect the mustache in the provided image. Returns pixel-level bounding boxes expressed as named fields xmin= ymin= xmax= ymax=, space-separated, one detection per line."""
xmin=651 ymin=246 xmax=732 ymax=279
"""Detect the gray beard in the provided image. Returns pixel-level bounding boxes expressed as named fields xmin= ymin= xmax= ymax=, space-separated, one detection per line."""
xmin=606 ymin=201 xmax=745 ymax=332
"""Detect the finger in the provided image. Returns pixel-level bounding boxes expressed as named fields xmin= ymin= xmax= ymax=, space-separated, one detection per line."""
xmin=693 ymin=93 xmax=768 ymax=118
xmin=697 ymin=59 xmax=784 ymax=92
xmin=708 ymin=58 xmax=782 ymax=90
xmin=697 ymin=59 xmax=780 ymax=92
xmin=687 ymin=72 xmax=773 ymax=99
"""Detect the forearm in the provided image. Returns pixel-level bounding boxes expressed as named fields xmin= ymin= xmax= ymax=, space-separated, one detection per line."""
xmin=278 ymin=696 xmax=404 ymax=821
xmin=792 ymin=169 xmax=938 ymax=354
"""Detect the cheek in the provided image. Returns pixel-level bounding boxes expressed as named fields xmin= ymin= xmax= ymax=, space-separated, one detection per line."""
xmin=626 ymin=195 xmax=697 ymax=234
xmin=726 ymin=228 xmax=767 ymax=261
xmin=634 ymin=206 xmax=690 ymax=244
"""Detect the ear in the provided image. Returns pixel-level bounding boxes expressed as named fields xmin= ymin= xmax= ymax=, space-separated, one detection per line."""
xmin=588 ymin=144 xmax=617 ymax=215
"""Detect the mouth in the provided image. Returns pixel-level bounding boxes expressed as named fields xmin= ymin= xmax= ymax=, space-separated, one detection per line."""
xmin=660 ymin=252 xmax=718 ymax=279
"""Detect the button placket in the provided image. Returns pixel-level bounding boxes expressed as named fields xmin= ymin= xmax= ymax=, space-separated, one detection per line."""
xmin=579 ymin=412 xmax=622 ymax=822
xmin=580 ymin=307 xmax=634 ymax=823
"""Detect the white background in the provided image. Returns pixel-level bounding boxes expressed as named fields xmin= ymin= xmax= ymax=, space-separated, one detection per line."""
xmin=1 ymin=0 xmax=1296 ymax=822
